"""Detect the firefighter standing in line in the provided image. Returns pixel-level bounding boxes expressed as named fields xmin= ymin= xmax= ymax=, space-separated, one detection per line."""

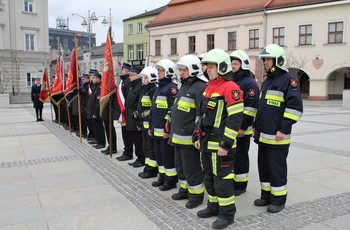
xmin=229 ymin=50 xmax=259 ymax=195
xmin=169 ymin=55 xmax=207 ymax=209
xmin=137 ymin=66 xmax=159 ymax=179
xmin=253 ymin=44 xmax=303 ymax=213
xmin=149 ymin=59 xmax=178 ymax=191
xmin=194 ymin=49 xmax=243 ymax=229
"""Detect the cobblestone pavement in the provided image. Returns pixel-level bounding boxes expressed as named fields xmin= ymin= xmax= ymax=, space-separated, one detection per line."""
xmin=1 ymin=100 xmax=349 ymax=229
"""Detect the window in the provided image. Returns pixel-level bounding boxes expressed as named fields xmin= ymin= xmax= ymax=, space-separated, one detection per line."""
xmin=228 ymin=32 xmax=237 ymax=51
xmin=344 ymin=72 xmax=350 ymax=89
xmin=249 ymin=29 xmax=259 ymax=49
xmin=155 ymin=40 xmax=161 ymax=56
xmin=137 ymin=44 xmax=143 ymax=60
xmin=328 ymin=22 xmax=343 ymax=44
xmin=299 ymin=25 xmax=312 ymax=45
xmin=128 ymin=45 xmax=134 ymax=60
xmin=128 ymin=24 xmax=133 ymax=35
xmin=273 ymin=27 xmax=285 ymax=47
xmin=170 ymin=38 xmax=177 ymax=55
xmin=188 ymin=36 xmax=196 ymax=53
xmin=207 ymin=34 xmax=215 ymax=51
xmin=137 ymin=23 xmax=142 ymax=33
xmin=24 ymin=0 xmax=33 ymax=12
xmin=26 ymin=72 xmax=36 ymax=87
xmin=25 ymin=33 xmax=34 ymax=51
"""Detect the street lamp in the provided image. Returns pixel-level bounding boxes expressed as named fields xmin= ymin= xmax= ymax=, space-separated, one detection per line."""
xmin=71 ymin=10 xmax=108 ymax=70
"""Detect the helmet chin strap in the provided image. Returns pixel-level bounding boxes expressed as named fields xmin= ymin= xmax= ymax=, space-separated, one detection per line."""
xmin=215 ymin=74 xmax=220 ymax=79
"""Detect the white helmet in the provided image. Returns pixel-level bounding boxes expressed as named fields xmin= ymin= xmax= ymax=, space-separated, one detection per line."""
xmin=198 ymin=52 xmax=207 ymax=61
xmin=154 ymin=59 xmax=176 ymax=79
xmin=139 ymin=66 xmax=158 ymax=83
xmin=230 ymin=50 xmax=250 ymax=70
xmin=176 ymin=55 xmax=207 ymax=82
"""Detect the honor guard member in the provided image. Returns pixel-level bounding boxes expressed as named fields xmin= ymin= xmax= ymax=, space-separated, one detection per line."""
xmin=86 ymin=70 xmax=98 ymax=141
xmin=150 ymin=59 xmax=178 ymax=191
xmin=91 ymin=71 xmax=106 ymax=149
xmin=229 ymin=50 xmax=259 ymax=196
xmin=116 ymin=63 xmax=134 ymax=161
xmin=124 ymin=67 xmax=145 ymax=167
xmin=137 ymin=66 xmax=159 ymax=178
xmin=253 ymin=44 xmax=303 ymax=213
xmin=79 ymin=74 xmax=90 ymax=138
xmin=169 ymin=55 xmax=207 ymax=209
xmin=31 ymin=77 xmax=44 ymax=122
xmin=194 ymin=49 xmax=243 ymax=229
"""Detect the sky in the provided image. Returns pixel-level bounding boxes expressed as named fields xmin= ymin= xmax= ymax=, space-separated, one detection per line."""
xmin=48 ymin=0 xmax=170 ymax=45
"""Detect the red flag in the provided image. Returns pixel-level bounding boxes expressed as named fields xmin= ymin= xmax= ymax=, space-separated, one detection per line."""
xmin=117 ymin=60 xmax=122 ymax=67
xmin=100 ymin=27 xmax=116 ymax=116
xmin=64 ymin=49 xmax=79 ymax=104
xmin=50 ymin=56 xmax=64 ymax=105
xmin=39 ymin=68 xmax=50 ymax=103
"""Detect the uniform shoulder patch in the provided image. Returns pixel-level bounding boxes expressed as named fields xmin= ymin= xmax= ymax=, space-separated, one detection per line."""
xmin=171 ymin=88 xmax=177 ymax=94
xmin=291 ymin=78 xmax=298 ymax=87
xmin=232 ymin=90 xmax=240 ymax=100
xmin=248 ymin=89 xmax=256 ymax=97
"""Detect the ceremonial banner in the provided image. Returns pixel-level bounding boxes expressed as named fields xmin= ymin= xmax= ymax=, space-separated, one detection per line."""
xmin=50 ymin=56 xmax=64 ymax=105
xmin=65 ymin=49 xmax=79 ymax=104
xmin=39 ymin=68 xmax=50 ymax=103
xmin=99 ymin=27 xmax=116 ymax=116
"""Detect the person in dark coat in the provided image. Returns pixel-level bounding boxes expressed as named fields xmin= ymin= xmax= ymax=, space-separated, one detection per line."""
xmin=31 ymin=77 xmax=44 ymax=122
xmin=124 ymin=67 xmax=144 ymax=167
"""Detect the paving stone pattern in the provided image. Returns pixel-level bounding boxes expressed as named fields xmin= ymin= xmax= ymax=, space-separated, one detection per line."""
xmin=38 ymin=119 xmax=350 ymax=230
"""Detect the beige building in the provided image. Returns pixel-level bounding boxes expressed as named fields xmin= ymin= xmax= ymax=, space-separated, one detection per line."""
xmin=0 ymin=0 xmax=49 ymax=98
xmin=123 ymin=5 xmax=166 ymax=69
xmin=147 ymin=0 xmax=350 ymax=100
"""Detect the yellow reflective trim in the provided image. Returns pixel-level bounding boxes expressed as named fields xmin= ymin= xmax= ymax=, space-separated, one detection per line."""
xmin=154 ymin=128 xmax=164 ymax=137
xmin=283 ymin=112 xmax=301 ymax=121
xmin=261 ymin=185 xmax=271 ymax=192
xmin=207 ymin=101 xmax=217 ymax=107
xmin=267 ymin=99 xmax=281 ymax=107
xmin=212 ymin=152 xmax=217 ymax=176
xmin=172 ymin=136 xmax=192 ymax=145
xmin=259 ymin=136 xmax=290 ymax=145
xmin=244 ymin=130 xmax=253 ymax=135
xmin=224 ymin=127 xmax=238 ymax=141
xmin=208 ymin=141 xmax=219 ymax=151
xmin=234 ymin=173 xmax=248 ymax=182
xmin=217 ymin=195 xmax=235 ymax=206
xmin=265 ymin=90 xmax=284 ymax=102
xmin=214 ymin=100 xmax=224 ymax=128
xmin=227 ymin=103 xmax=244 ymax=116
xmin=271 ymin=190 xmax=288 ymax=196
xmin=208 ymin=194 xmax=218 ymax=203
xmin=211 ymin=93 xmax=221 ymax=97
xmin=243 ymin=110 xmax=256 ymax=117
xmin=143 ymin=121 xmax=149 ymax=129
xmin=180 ymin=183 xmax=188 ymax=189
xmin=165 ymin=168 xmax=177 ymax=177
xmin=223 ymin=173 xmax=235 ymax=179
xmin=158 ymin=166 xmax=165 ymax=174
xmin=178 ymin=99 xmax=195 ymax=108
xmin=188 ymin=184 xmax=205 ymax=195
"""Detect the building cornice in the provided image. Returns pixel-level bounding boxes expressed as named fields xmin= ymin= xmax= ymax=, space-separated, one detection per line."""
xmin=20 ymin=26 xmax=40 ymax=31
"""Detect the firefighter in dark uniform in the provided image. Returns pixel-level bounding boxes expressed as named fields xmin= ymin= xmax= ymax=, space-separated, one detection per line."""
xmin=86 ymin=70 xmax=97 ymax=141
xmin=253 ymin=44 xmax=303 ymax=213
xmin=137 ymin=66 xmax=159 ymax=178
xmin=150 ymin=59 xmax=178 ymax=191
xmin=91 ymin=71 xmax=106 ymax=149
xmin=169 ymin=55 xmax=207 ymax=209
xmin=229 ymin=50 xmax=259 ymax=196
xmin=31 ymin=77 xmax=44 ymax=122
xmin=194 ymin=49 xmax=243 ymax=229
xmin=79 ymin=74 xmax=90 ymax=137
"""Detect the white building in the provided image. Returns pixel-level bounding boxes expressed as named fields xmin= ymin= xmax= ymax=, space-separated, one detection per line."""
xmin=0 ymin=0 xmax=49 ymax=99
xmin=147 ymin=0 xmax=350 ymax=100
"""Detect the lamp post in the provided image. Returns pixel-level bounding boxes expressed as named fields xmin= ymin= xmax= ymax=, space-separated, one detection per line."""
xmin=71 ymin=10 xmax=109 ymax=70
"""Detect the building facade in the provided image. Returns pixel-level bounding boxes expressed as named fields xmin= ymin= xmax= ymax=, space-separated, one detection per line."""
xmin=0 ymin=0 xmax=49 ymax=97
xmin=147 ymin=0 xmax=350 ymax=100
xmin=123 ymin=6 xmax=166 ymax=69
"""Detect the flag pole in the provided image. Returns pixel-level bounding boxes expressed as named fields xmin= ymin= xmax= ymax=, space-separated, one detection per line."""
xmin=47 ymin=67 xmax=53 ymax=123
xmin=74 ymin=35 xmax=83 ymax=143
xmin=58 ymin=104 xmax=61 ymax=127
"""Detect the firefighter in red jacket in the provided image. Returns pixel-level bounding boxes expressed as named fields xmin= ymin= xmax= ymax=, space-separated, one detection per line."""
xmin=194 ymin=49 xmax=243 ymax=229
xmin=253 ymin=44 xmax=303 ymax=213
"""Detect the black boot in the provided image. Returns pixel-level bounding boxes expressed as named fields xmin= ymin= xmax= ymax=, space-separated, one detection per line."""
xmin=267 ymin=204 xmax=285 ymax=213
xmin=254 ymin=198 xmax=270 ymax=206
xmin=212 ymin=218 xmax=234 ymax=229
xmin=197 ymin=207 xmax=218 ymax=218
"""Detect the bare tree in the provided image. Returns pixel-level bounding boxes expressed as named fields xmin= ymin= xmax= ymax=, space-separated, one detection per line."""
xmin=286 ymin=52 xmax=310 ymax=80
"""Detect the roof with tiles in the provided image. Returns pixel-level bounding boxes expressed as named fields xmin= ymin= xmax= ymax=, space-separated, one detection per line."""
xmin=147 ymin=0 xmax=344 ymax=27
xmin=123 ymin=5 xmax=168 ymax=21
